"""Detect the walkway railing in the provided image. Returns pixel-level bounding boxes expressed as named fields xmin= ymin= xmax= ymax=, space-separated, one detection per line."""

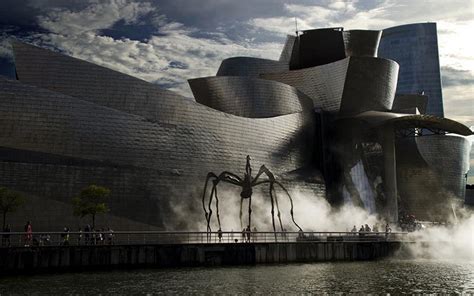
xmin=0 ymin=231 xmax=408 ymax=247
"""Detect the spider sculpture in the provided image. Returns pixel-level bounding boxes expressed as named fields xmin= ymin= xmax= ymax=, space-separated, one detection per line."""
xmin=201 ymin=155 xmax=302 ymax=240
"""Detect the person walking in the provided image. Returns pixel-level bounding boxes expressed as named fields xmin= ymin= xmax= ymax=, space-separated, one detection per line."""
xmin=364 ymin=224 xmax=371 ymax=232
xmin=351 ymin=225 xmax=357 ymax=235
xmin=61 ymin=227 xmax=70 ymax=246
xmin=385 ymin=223 xmax=392 ymax=239
xmin=84 ymin=224 xmax=91 ymax=245
xmin=24 ymin=221 xmax=32 ymax=247
xmin=358 ymin=225 xmax=365 ymax=237
xmin=107 ymin=227 xmax=114 ymax=245
xmin=77 ymin=227 xmax=83 ymax=245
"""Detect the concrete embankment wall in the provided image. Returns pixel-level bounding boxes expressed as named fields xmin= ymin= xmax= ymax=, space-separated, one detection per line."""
xmin=0 ymin=242 xmax=402 ymax=274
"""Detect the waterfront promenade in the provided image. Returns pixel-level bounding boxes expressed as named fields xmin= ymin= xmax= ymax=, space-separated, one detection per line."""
xmin=0 ymin=231 xmax=409 ymax=274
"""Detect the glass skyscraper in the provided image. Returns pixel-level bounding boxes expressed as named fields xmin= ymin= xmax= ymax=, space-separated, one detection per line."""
xmin=378 ymin=23 xmax=444 ymax=117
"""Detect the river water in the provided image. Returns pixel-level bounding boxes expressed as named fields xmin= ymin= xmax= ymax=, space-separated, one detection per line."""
xmin=0 ymin=259 xmax=473 ymax=294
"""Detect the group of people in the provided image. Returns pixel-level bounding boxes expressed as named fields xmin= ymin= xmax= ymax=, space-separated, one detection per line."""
xmin=351 ymin=223 xmax=392 ymax=236
xmin=75 ymin=225 xmax=115 ymax=246
xmin=1 ymin=221 xmax=116 ymax=247
xmin=216 ymin=226 xmax=259 ymax=243
xmin=240 ymin=225 xmax=257 ymax=243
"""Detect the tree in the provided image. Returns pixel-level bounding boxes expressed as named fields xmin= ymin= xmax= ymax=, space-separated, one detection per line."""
xmin=0 ymin=187 xmax=25 ymax=229
xmin=72 ymin=185 xmax=110 ymax=229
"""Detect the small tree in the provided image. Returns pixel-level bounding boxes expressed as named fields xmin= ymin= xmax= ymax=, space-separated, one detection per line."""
xmin=0 ymin=187 xmax=25 ymax=229
xmin=72 ymin=185 xmax=110 ymax=229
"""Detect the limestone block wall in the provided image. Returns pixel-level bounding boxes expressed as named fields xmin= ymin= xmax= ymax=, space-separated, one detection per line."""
xmin=188 ymin=76 xmax=314 ymax=118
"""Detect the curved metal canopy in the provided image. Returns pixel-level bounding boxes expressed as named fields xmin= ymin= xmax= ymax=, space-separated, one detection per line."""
xmin=337 ymin=111 xmax=473 ymax=136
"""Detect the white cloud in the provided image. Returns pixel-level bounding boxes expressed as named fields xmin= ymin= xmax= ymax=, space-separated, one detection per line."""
xmin=443 ymin=84 xmax=474 ymax=127
xmin=249 ymin=1 xmax=396 ymax=35
xmin=35 ymin=0 xmax=282 ymax=97
xmin=438 ymin=20 xmax=474 ymax=73
xmin=38 ymin=0 xmax=155 ymax=35
xmin=0 ymin=35 xmax=13 ymax=60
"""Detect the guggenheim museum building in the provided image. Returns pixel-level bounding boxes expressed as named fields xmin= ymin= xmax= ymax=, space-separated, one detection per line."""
xmin=0 ymin=23 xmax=471 ymax=231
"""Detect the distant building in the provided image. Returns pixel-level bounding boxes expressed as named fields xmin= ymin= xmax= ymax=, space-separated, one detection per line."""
xmin=379 ymin=23 xmax=444 ymax=117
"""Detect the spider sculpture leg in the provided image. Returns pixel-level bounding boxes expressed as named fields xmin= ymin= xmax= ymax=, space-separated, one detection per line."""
xmin=268 ymin=182 xmax=278 ymax=241
xmin=213 ymin=180 xmax=222 ymax=231
xmin=202 ymin=171 xmax=242 ymax=235
xmin=252 ymin=165 xmax=303 ymax=233
xmin=274 ymin=180 xmax=303 ymax=232
xmin=248 ymin=194 xmax=252 ymax=231
xmin=201 ymin=172 xmax=217 ymax=234
xmin=253 ymin=166 xmax=284 ymax=237
xmin=271 ymin=184 xmax=285 ymax=232
xmin=206 ymin=184 xmax=217 ymax=242
xmin=239 ymin=197 xmax=244 ymax=230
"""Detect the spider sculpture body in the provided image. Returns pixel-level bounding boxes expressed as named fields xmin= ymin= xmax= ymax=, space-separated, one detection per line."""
xmin=201 ymin=155 xmax=302 ymax=239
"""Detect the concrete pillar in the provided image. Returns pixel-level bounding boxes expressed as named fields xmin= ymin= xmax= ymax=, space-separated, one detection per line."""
xmin=381 ymin=125 xmax=398 ymax=223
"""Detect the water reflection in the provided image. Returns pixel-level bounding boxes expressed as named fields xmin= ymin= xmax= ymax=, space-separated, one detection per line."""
xmin=0 ymin=259 xmax=472 ymax=294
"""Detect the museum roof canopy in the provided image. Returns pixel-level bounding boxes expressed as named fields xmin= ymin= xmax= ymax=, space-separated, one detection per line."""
xmin=338 ymin=111 xmax=473 ymax=136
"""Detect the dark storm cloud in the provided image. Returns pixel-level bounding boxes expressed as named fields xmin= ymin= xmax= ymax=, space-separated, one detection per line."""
xmin=0 ymin=0 xmax=40 ymax=28
xmin=0 ymin=0 xmax=92 ymax=28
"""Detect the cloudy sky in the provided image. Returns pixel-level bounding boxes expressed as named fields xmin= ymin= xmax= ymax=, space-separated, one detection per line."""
xmin=0 ymin=0 xmax=473 ymax=179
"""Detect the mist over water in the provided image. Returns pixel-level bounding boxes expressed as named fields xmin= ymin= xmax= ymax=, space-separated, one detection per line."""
xmin=403 ymin=213 xmax=474 ymax=260
xmin=192 ymin=185 xmax=383 ymax=232
xmin=174 ymin=184 xmax=474 ymax=262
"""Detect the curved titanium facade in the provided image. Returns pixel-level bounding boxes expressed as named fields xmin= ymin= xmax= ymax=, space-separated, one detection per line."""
xmin=216 ymin=57 xmax=288 ymax=77
xmin=261 ymin=58 xmax=349 ymax=111
xmin=342 ymin=30 xmax=382 ymax=57
xmin=0 ymin=77 xmax=319 ymax=230
xmin=339 ymin=57 xmax=398 ymax=115
xmin=1 ymin=42 xmax=325 ymax=231
xmin=378 ymin=23 xmax=444 ymax=117
xmin=261 ymin=57 xmax=398 ymax=114
xmin=396 ymin=135 xmax=471 ymax=220
xmin=188 ymin=76 xmax=313 ymax=118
